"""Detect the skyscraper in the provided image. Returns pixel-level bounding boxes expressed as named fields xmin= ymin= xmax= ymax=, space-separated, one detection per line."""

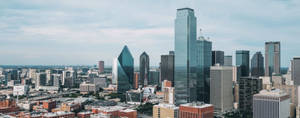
xmin=195 ymin=36 xmax=212 ymax=103
xmin=292 ymin=57 xmax=300 ymax=85
xmin=174 ymin=8 xmax=197 ymax=105
xmin=224 ymin=55 xmax=232 ymax=66
xmin=160 ymin=51 xmax=174 ymax=85
xmin=210 ymin=65 xmax=234 ymax=113
xmin=139 ymin=52 xmax=149 ymax=87
xmin=212 ymin=51 xmax=224 ymax=66
xmin=265 ymin=41 xmax=281 ymax=76
xmin=251 ymin=52 xmax=264 ymax=77
xmin=98 ymin=61 xmax=104 ymax=73
xmin=236 ymin=50 xmax=250 ymax=76
xmin=112 ymin=45 xmax=134 ymax=93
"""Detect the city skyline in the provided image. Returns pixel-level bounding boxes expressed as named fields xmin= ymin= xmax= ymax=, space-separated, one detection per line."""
xmin=1 ymin=0 xmax=300 ymax=67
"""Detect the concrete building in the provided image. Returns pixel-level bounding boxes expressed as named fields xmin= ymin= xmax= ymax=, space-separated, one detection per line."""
xmin=133 ymin=72 xmax=139 ymax=89
xmin=80 ymin=82 xmax=97 ymax=94
xmin=238 ymin=77 xmax=262 ymax=112
xmin=265 ymin=41 xmax=281 ymax=76
xmin=163 ymin=87 xmax=175 ymax=104
xmin=153 ymin=103 xmax=179 ymax=118
xmin=98 ymin=61 xmax=104 ymax=73
xmin=253 ymin=89 xmax=290 ymax=118
xmin=179 ymin=102 xmax=214 ymax=118
xmin=292 ymin=57 xmax=300 ymax=85
xmin=210 ymin=65 xmax=234 ymax=113
xmin=13 ymin=85 xmax=29 ymax=96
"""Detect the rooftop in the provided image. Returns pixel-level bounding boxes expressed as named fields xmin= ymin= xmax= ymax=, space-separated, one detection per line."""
xmin=177 ymin=8 xmax=194 ymax=11
xmin=180 ymin=102 xmax=213 ymax=109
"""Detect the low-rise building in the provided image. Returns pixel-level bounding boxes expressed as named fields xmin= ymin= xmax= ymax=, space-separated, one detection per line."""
xmin=179 ymin=102 xmax=214 ymax=118
xmin=153 ymin=103 xmax=178 ymax=118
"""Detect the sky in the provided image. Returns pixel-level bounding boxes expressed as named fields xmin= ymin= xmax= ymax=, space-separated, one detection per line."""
xmin=0 ymin=0 xmax=299 ymax=67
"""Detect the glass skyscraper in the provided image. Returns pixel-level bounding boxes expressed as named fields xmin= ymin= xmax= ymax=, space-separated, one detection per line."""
xmin=195 ymin=36 xmax=212 ymax=103
xmin=251 ymin=52 xmax=264 ymax=77
xmin=174 ymin=8 xmax=197 ymax=105
xmin=139 ymin=52 xmax=149 ymax=87
xmin=236 ymin=50 xmax=250 ymax=76
xmin=160 ymin=51 xmax=174 ymax=85
xmin=212 ymin=51 xmax=225 ymax=66
xmin=265 ymin=41 xmax=281 ymax=76
xmin=224 ymin=55 xmax=233 ymax=66
xmin=112 ymin=45 xmax=134 ymax=93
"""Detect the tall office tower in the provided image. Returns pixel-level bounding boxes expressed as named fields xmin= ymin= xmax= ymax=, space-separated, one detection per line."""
xmin=179 ymin=102 xmax=214 ymax=118
xmin=251 ymin=52 xmax=264 ymax=77
xmin=98 ymin=61 xmax=104 ymax=73
xmin=195 ymin=36 xmax=212 ymax=103
xmin=160 ymin=51 xmax=174 ymax=86
xmin=139 ymin=52 xmax=149 ymax=87
xmin=224 ymin=55 xmax=232 ymax=66
xmin=36 ymin=73 xmax=47 ymax=88
xmin=212 ymin=51 xmax=224 ymax=66
xmin=112 ymin=45 xmax=134 ymax=93
xmin=253 ymin=89 xmax=290 ymax=118
xmin=174 ymin=8 xmax=197 ymax=105
xmin=133 ymin=72 xmax=139 ymax=89
xmin=292 ymin=57 xmax=300 ymax=85
xmin=265 ymin=41 xmax=281 ymax=76
xmin=236 ymin=50 xmax=250 ymax=76
xmin=238 ymin=77 xmax=262 ymax=112
xmin=210 ymin=65 xmax=234 ymax=113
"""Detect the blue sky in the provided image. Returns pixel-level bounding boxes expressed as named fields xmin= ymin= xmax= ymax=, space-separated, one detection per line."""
xmin=0 ymin=0 xmax=299 ymax=67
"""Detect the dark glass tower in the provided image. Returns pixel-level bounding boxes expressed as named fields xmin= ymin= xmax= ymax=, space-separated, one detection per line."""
xmin=113 ymin=45 xmax=134 ymax=93
xmin=251 ymin=52 xmax=264 ymax=77
xmin=160 ymin=51 xmax=174 ymax=85
xmin=195 ymin=36 xmax=212 ymax=103
xmin=174 ymin=8 xmax=197 ymax=105
xmin=265 ymin=42 xmax=281 ymax=76
xmin=236 ymin=50 xmax=250 ymax=76
xmin=212 ymin=51 xmax=224 ymax=66
xmin=139 ymin=52 xmax=149 ymax=87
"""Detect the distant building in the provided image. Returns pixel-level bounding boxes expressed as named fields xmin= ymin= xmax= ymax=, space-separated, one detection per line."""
xmin=179 ymin=102 xmax=214 ymax=118
xmin=133 ymin=72 xmax=139 ymax=89
xmin=148 ymin=70 xmax=160 ymax=86
xmin=153 ymin=104 xmax=179 ymax=118
xmin=253 ymin=89 xmax=290 ymax=118
xmin=160 ymin=51 xmax=174 ymax=85
xmin=13 ymin=85 xmax=29 ymax=96
xmin=212 ymin=50 xmax=224 ymax=66
xmin=163 ymin=87 xmax=175 ymax=104
xmin=210 ymin=65 xmax=234 ymax=113
xmin=112 ymin=45 xmax=134 ymax=93
xmin=224 ymin=55 xmax=232 ymax=66
xmin=43 ymin=100 xmax=56 ymax=112
xmin=139 ymin=52 xmax=150 ymax=87
xmin=236 ymin=50 xmax=250 ymax=76
xmin=126 ymin=89 xmax=143 ymax=105
xmin=292 ymin=57 xmax=300 ymax=85
xmin=265 ymin=41 xmax=281 ymax=76
xmin=98 ymin=61 xmax=104 ymax=73
xmin=251 ymin=52 xmax=264 ymax=77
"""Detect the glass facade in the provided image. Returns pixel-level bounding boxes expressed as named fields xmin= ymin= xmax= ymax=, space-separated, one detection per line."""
xmin=174 ymin=8 xmax=197 ymax=105
xmin=113 ymin=45 xmax=134 ymax=93
xmin=265 ymin=42 xmax=280 ymax=76
xmin=251 ymin=52 xmax=264 ymax=77
xmin=236 ymin=50 xmax=250 ymax=76
xmin=160 ymin=51 xmax=174 ymax=86
xmin=212 ymin=51 xmax=225 ymax=66
xmin=139 ymin=52 xmax=149 ymax=87
xmin=195 ymin=37 xmax=212 ymax=103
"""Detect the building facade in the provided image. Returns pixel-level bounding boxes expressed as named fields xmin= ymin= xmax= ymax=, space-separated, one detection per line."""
xmin=292 ymin=57 xmax=300 ymax=85
xmin=224 ymin=55 xmax=232 ymax=66
xmin=98 ymin=61 xmax=104 ymax=73
xmin=179 ymin=102 xmax=214 ymax=118
xmin=112 ymin=45 xmax=134 ymax=93
xmin=212 ymin=51 xmax=224 ymax=66
xmin=195 ymin=37 xmax=212 ymax=103
xmin=153 ymin=104 xmax=179 ymax=118
xmin=160 ymin=51 xmax=174 ymax=86
xmin=236 ymin=50 xmax=250 ymax=76
xmin=139 ymin=52 xmax=149 ymax=87
xmin=174 ymin=8 xmax=197 ymax=105
xmin=265 ymin=41 xmax=281 ymax=76
xmin=251 ymin=52 xmax=264 ymax=77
